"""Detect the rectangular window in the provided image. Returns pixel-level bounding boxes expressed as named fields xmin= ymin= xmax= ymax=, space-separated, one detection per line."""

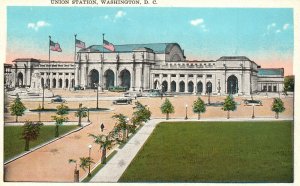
xmin=171 ymin=74 xmax=176 ymax=77
xmin=163 ymin=74 xmax=167 ymax=77
xmin=207 ymin=74 xmax=212 ymax=78
xmin=263 ymin=86 xmax=267 ymax=92
xmin=154 ymin=74 xmax=159 ymax=77
xmin=59 ymin=73 xmax=63 ymax=75
xmin=188 ymin=74 xmax=193 ymax=78
xmin=180 ymin=74 xmax=185 ymax=77
xmin=65 ymin=73 xmax=69 ymax=75
xmin=197 ymin=74 xmax=203 ymax=78
xmin=46 ymin=73 xmax=50 ymax=75
xmin=53 ymin=73 xmax=56 ymax=75
xmin=273 ymin=86 xmax=277 ymax=92
xmin=72 ymin=73 xmax=75 ymax=75
xmin=41 ymin=72 xmax=44 ymax=75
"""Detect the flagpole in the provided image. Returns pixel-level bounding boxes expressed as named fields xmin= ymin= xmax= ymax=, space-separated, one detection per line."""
xmin=101 ymin=33 xmax=105 ymax=91
xmin=48 ymin=35 xmax=51 ymax=89
xmin=74 ymin=34 xmax=77 ymax=88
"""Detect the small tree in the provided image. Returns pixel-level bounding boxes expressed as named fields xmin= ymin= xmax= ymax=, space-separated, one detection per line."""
xmin=284 ymin=75 xmax=294 ymax=92
xmin=21 ymin=121 xmax=43 ymax=151
xmin=52 ymin=104 xmax=69 ymax=137
xmin=89 ymin=134 xmax=114 ymax=164
xmin=10 ymin=94 xmax=26 ymax=122
xmin=132 ymin=101 xmax=151 ymax=126
xmin=112 ymin=113 xmax=131 ymax=142
xmin=79 ymin=157 xmax=94 ymax=173
xmin=193 ymin=97 xmax=206 ymax=120
xmin=271 ymin=98 xmax=285 ymax=119
xmin=222 ymin=95 xmax=237 ymax=119
xmin=68 ymin=159 xmax=79 ymax=182
xmin=75 ymin=103 xmax=87 ymax=127
xmin=160 ymin=98 xmax=174 ymax=120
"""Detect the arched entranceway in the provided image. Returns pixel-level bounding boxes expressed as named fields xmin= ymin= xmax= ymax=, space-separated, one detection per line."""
xmin=59 ymin=79 xmax=62 ymax=88
xmin=197 ymin=81 xmax=203 ymax=93
xmin=71 ymin=79 xmax=75 ymax=88
xmin=65 ymin=79 xmax=69 ymax=88
xmin=206 ymin=81 xmax=212 ymax=93
xmin=41 ymin=78 xmax=44 ymax=87
xmin=88 ymin=69 xmax=99 ymax=88
xmin=188 ymin=81 xmax=194 ymax=93
xmin=52 ymin=78 xmax=56 ymax=88
xmin=154 ymin=80 xmax=159 ymax=89
xmin=227 ymin=75 xmax=238 ymax=94
xmin=104 ymin=69 xmax=115 ymax=89
xmin=171 ymin=81 xmax=176 ymax=92
xmin=46 ymin=79 xmax=50 ymax=88
xmin=120 ymin=69 xmax=131 ymax=90
xmin=162 ymin=81 xmax=168 ymax=92
xmin=179 ymin=81 xmax=185 ymax=92
xmin=17 ymin=72 xmax=23 ymax=87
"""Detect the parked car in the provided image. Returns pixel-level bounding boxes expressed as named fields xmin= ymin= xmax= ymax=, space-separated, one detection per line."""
xmin=113 ymin=97 xmax=132 ymax=105
xmin=108 ymin=86 xmax=127 ymax=92
xmin=74 ymin=85 xmax=84 ymax=90
xmin=51 ymin=96 xmax=66 ymax=103
xmin=244 ymin=99 xmax=262 ymax=106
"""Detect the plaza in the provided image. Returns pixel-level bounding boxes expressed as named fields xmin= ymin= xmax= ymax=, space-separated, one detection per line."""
xmin=3 ymin=89 xmax=293 ymax=182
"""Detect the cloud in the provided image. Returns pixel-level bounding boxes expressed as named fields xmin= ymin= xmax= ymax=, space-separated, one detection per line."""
xmin=190 ymin=18 xmax=204 ymax=26
xmin=115 ymin=11 xmax=126 ymax=19
xmin=276 ymin=29 xmax=281 ymax=33
xmin=283 ymin=23 xmax=289 ymax=30
xmin=104 ymin=15 xmax=109 ymax=19
xmin=27 ymin=21 xmax=50 ymax=31
xmin=267 ymin=22 xmax=276 ymax=30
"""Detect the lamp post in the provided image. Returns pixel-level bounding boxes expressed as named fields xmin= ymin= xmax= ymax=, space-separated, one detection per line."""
xmin=87 ymin=107 xmax=90 ymax=122
xmin=88 ymin=144 xmax=92 ymax=177
xmin=185 ymin=104 xmax=188 ymax=120
xmin=207 ymin=83 xmax=211 ymax=105
xmin=252 ymin=104 xmax=255 ymax=119
xmin=94 ymin=83 xmax=99 ymax=109
xmin=223 ymin=62 xmax=227 ymax=94
xmin=38 ymin=104 xmax=41 ymax=122
xmin=42 ymin=85 xmax=45 ymax=110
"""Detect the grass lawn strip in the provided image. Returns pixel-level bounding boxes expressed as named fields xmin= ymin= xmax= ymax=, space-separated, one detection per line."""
xmin=82 ymin=150 xmax=118 ymax=182
xmin=4 ymin=125 xmax=78 ymax=162
xmin=119 ymin=121 xmax=293 ymax=182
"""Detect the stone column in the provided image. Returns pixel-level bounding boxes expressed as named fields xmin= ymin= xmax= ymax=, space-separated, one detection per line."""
xmin=185 ymin=74 xmax=188 ymax=93
xmin=167 ymin=74 xmax=171 ymax=92
xmin=203 ymin=79 xmax=206 ymax=95
xmin=193 ymin=76 xmax=197 ymax=94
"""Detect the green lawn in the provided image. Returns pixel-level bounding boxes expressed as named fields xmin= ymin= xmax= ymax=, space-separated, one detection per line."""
xmin=4 ymin=125 xmax=78 ymax=161
xmin=119 ymin=121 xmax=293 ymax=183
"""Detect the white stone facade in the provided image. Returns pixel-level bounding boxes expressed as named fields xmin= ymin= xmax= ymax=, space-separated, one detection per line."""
xmin=6 ymin=43 xmax=284 ymax=95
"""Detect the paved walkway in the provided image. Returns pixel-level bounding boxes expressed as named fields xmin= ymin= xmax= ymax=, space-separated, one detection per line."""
xmin=90 ymin=117 xmax=293 ymax=182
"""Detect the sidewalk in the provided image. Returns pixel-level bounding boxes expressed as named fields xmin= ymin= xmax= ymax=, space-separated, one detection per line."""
xmin=90 ymin=117 xmax=293 ymax=182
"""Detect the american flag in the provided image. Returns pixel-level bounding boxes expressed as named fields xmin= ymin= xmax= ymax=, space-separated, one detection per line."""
xmin=75 ymin=39 xmax=85 ymax=48
xmin=103 ymin=39 xmax=115 ymax=52
xmin=50 ymin=40 xmax=62 ymax=52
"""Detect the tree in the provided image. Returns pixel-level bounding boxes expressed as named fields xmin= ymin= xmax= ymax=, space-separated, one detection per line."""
xmin=10 ymin=94 xmax=26 ymax=122
xmin=68 ymin=159 xmax=79 ymax=182
xmin=284 ymin=75 xmax=294 ymax=92
xmin=160 ymin=98 xmax=174 ymax=120
xmin=75 ymin=103 xmax=87 ymax=127
xmin=52 ymin=104 xmax=69 ymax=137
xmin=89 ymin=134 xmax=114 ymax=164
xmin=132 ymin=101 xmax=151 ymax=126
xmin=79 ymin=157 xmax=94 ymax=172
xmin=271 ymin=98 xmax=285 ymax=119
xmin=21 ymin=121 xmax=43 ymax=151
xmin=193 ymin=97 xmax=206 ymax=120
xmin=112 ymin=113 xmax=131 ymax=142
xmin=222 ymin=95 xmax=237 ymax=119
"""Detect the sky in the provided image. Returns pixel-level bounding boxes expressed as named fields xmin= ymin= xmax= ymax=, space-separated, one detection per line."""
xmin=6 ymin=7 xmax=294 ymax=75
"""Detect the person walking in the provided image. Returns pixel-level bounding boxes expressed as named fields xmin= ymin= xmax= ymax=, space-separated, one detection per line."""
xmin=100 ymin=123 xmax=105 ymax=132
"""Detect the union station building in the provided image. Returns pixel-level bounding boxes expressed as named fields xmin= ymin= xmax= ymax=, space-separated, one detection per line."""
xmin=5 ymin=42 xmax=284 ymax=95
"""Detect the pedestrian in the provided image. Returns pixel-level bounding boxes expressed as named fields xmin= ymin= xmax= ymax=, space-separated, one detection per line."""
xmin=100 ymin=123 xmax=105 ymax=132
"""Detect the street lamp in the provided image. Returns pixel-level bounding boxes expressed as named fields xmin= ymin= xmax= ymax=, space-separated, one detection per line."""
xmin=87 ymin=107 xmax=90 ymax=122
xmin=88 ymin=144 xmax=92 ymax=177
xmin=42 ymin=84 xmax=45 ymax=110
xmin=252 ymin=104 xmax=255 ymax=119
xmin=94 ymin=83 xmax=99 ymax=109
xmin=207 ymin=83 xmax=211 ymax=105
xmin=185 ymin=104 xmax=188 ymax=120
